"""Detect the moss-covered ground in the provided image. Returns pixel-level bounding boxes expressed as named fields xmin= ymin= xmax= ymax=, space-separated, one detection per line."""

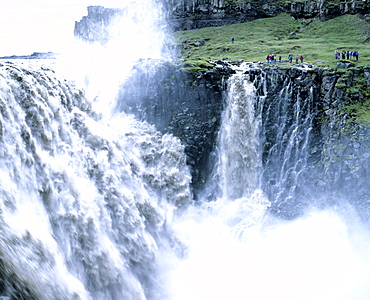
xmin=172 ymin=13 xmax=370 ymax=68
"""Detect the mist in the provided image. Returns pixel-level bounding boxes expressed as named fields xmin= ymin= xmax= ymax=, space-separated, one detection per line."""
xmin=0 ymin=0 xmax=129 ymax=56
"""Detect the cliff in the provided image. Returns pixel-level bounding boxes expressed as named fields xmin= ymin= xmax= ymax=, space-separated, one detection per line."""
xmin=116 ymin=59 xmax=227 ymax=194
xmin=116 ymin=60 xmax=370 ymax=218
xmin=74 ymin=6 xmax=123 ymax=44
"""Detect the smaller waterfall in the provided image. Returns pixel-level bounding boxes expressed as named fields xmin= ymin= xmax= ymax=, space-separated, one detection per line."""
xmin=257 ymin=71 xmax=319 ymax=218
xmin=217 ymin=71 xmax=261 ymax=200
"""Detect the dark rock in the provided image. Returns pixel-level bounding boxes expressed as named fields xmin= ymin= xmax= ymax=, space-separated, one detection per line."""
xmin=337 ymin=61 xmax=355 ymax=68
xmin=115 ymin=59 xmax=234 ymax=196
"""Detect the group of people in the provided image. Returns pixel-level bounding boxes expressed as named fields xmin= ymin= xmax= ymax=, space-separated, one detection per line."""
xmin=334 ymin=49 xmax=359 ymax=61
xmin=266 ymin=54 xmax=304 ymax=64
xmin=266 ymin=54 xmax=279 ymax=63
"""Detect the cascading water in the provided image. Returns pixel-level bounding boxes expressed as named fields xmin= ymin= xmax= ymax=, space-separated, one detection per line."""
xmin=0 ymin=59 xmax=191 ymax=300
xmin=257 ymin=70 xmax=321 ymax=218
xmin=168 ymin=66 xmax=370 ymax=300
xmin=217 ymin=71 xmax=260 ymax=200
xmin=58 ymin=0 xmax=171 ymax=117
xmin=0 ymin=1 xmax=189 ymax=299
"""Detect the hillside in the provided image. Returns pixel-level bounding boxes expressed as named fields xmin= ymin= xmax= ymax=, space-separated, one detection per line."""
xmin=173 ymin=13 xmax=370 ymax=66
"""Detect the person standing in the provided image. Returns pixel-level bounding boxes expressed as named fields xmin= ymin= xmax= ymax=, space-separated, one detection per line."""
xmin=300 ymin=55 xmax=304 ymax=63
xmin=354 ymin=51 xmax=359 ymax=61
xmin=334 ymin=50 xmax=339 ymax=59
xmin=295 ymin=54 xmax=299 ymax=64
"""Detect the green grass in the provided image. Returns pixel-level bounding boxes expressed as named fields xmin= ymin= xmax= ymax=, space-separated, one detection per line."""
xmin=180 ymin=59 xmax=214 ymax=74
xmin=172 ymin=13 xmax=370 ymax=67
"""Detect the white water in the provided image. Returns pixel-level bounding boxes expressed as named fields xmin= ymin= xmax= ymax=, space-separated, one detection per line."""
xmin=0 ymin=1 xmax=187 ymax=299
xmin=217 ymin=73 xmax=260 ymax=200
xmin=167 ymin=69 xmax=370 ymax=300
xmin=170 ymin=206 xmax=370 ymax=300
xmin=0 ymin=59 xmax=192 ymax=299
xmin=56 ymin=0 xmax=170 ymax=117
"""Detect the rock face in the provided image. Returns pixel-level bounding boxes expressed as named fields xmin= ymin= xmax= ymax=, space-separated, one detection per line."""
xmin=163 ymin=0 xmax=370 ymax=30
xmin=162 ymin=0 xmax=283 ymax=31
xmin=74 ymin=6 xmax=123 ymax=43
xmin=116 ymin=60 xmax=370 ymax=219
xmin=244 ymin=64 xmax=370 ymax=218
xmin=115 ymin=59 xmax=229 ymax=195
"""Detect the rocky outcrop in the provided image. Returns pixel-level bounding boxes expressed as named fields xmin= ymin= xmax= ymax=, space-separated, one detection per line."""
xmin=289 ymin=0 xmax=369 ymax=20
xmin=74 ymin=6 xmax=123 ymax=43
xmin=162 ymin=0 xmax=284 ymax=31
xmin=0 ymin=52 xmax=58 ymax=60
xmin=116 ymin=59 xmax=231 ymax=195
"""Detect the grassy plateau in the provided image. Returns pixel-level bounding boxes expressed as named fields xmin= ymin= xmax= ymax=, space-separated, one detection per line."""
xmin=173 ymin=13 xmax=370 ymax=68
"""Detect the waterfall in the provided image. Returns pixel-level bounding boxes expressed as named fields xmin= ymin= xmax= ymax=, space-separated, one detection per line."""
xmin=0 ymin=46 xmax=190 ymax=300
xmin=167 ymin=65 xmax=370 ymax=300
xmin=217 ymin=71 xmax=260 ymax=200
xmin=0 ymin=0 xmax=193 ymax=298
xmin=57 ymin=0 xmax=171 ymax=117
xmin=257 ymin=71 xmax=320 ymax=218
